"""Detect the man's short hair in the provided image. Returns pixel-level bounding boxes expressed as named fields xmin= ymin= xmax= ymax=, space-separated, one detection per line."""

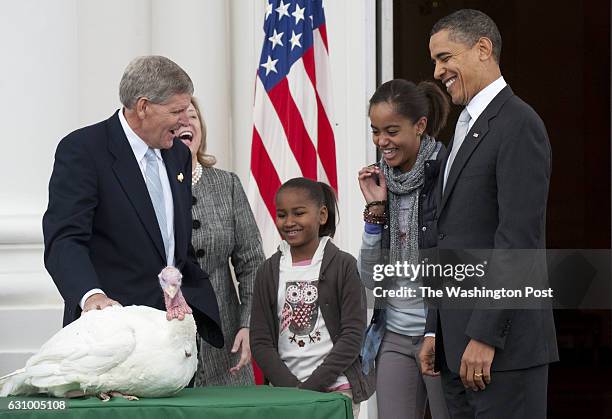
xmin=431 ymin=9 xmax=502 ymax=63
xmin=119 ymin=55 xmax=194 ymax=109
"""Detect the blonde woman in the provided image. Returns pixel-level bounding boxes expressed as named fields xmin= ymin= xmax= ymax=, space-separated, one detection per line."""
xmin=177 ymin=98 xmax=264 ymax=386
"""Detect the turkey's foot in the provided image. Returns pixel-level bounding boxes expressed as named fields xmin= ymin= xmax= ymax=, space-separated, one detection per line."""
xmin=64 ymin=390 xmax=87 ymax=398
xmin=109 ymin=391 xmax=139 ymax=401
xmin=98 ymin=391 xmax=139 ymax=402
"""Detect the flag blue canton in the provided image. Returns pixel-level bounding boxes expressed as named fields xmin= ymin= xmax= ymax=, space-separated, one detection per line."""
xmin=258 ymin=0 xmax=326 ymax=91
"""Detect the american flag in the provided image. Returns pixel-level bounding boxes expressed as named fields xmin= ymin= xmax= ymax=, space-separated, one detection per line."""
xmin=248 ymin=0 xmax=338 ymax=257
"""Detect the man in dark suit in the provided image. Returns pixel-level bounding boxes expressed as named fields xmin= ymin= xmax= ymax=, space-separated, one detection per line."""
xmin=419 ymin=10 xmax=558 ymax=418
xmin=43 ymin=55 xmax=223 ymax=348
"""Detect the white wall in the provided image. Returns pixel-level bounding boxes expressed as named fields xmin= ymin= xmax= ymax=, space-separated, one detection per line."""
xmin=0 ymin=0 xmax=77 ymax=376
xmin=0 ymin=3 xmax=376 ymax=411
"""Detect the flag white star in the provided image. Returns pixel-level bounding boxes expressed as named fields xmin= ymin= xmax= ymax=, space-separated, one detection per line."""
xmin=290 ymin=30 xmax=302 ymax=50
xmin=275 ymin=0 xmax=290 ymax=20
xmin=268 ymin=29 xmax=284 ymax=49
xmin=265 ymin=1 xmax=273 ymax=19
xmin=260 ymin=55 xmax=278 ymax=76
xmin=292 ymin=4 xmax=305 ymax=24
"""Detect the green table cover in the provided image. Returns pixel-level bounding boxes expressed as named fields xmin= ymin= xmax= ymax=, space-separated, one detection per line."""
xmin=0 ymin=386 xmax=353 ymax=419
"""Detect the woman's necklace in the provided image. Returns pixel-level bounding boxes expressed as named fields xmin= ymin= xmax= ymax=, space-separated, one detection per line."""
xmin=192 ymin=162 xmax=203 ymax=185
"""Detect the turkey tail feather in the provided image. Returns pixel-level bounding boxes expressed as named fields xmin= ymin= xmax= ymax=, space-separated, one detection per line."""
xmin=0 ymin=368 xmax=26 ymax=397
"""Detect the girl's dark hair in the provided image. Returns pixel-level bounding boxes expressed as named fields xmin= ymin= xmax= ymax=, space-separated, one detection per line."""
xmin=276 ymin=177 xmax=338 ymax=238
xmin=369 ymin=79 xmax=450 ymax=138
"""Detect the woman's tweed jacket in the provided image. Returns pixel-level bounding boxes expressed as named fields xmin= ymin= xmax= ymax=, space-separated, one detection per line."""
xmin=192 ymin=167 xmax=265 ymax=386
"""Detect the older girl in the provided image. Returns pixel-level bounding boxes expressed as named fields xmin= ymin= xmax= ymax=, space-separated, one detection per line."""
xmin=358 ymin=80 xmax=450 ymax=419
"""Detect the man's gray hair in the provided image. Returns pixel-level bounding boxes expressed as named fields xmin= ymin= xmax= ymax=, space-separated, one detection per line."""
xmin=431 ymin=9 xmax=502 ymax=63
xmin=119 ymin=55 xmax=194 ymax=109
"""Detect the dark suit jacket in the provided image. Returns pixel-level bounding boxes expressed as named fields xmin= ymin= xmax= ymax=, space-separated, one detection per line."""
xmin=425 ymin=86 xmax=558 ymax=373
xmin=43 ymin=111 xmax=223 ymax=348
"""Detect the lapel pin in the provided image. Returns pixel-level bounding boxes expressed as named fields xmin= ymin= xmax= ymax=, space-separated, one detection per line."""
xmin=177 ymin=173 xmax=184 ymax=182
xmin=473 ymin=133 xmax=479 ymax=138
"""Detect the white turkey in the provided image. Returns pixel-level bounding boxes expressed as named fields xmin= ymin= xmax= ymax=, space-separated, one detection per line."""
xmin=0 ymin=266 xmax=197 ymax=400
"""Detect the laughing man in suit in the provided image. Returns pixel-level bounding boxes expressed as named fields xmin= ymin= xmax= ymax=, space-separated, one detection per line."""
xmin=419 ymin=9 xmax=558 ymax=418
xmin=43 ymin=55 xmax=223 ymax=348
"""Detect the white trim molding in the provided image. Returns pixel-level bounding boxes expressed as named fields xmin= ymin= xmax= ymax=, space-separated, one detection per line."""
xmin=0 ymin=214 xmax=44 ymax=245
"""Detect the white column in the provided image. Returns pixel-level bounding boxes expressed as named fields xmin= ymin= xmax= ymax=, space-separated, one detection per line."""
xmin=0 ymin=0 xmax=79 ymax=375
xmin=379 ymin=0 xmax=394 ymax=85
xmin=0 ymin=0 xmax=78 ymax=224
xmin=152 ymin=0 xmax=232 ymax=170
xmin=325 ymin=0 xmax=377 ymax=258
xmin=76 ymin=0 xmax=152 ymax=125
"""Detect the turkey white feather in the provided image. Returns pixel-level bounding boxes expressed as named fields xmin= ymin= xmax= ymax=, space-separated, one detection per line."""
xmin=0 ymin=266 xmax=197 ymax=399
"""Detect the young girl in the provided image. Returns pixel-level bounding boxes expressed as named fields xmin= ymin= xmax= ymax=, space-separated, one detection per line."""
xmin=250 ymin=178 xmax=374 ymax=418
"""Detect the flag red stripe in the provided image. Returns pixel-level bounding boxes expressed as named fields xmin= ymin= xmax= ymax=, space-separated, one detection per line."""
xmin=303 ymin=44 xmax=337 ymax=192
xmin=267 ymin=78 xmax=318 ymax=180
xmin=318 ymin=24 xmax=329 ymax=52
xmin=301 ymin=47 xmax=316 ymax=87
xmin=250 ymin=126 xmax=281 ymax=219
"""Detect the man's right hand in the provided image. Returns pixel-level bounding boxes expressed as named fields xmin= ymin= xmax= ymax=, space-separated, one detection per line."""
xmin=419 ymin=336 xmax=439 ymax=376
xmin=83 ymin=293 xmax=121 ymax=313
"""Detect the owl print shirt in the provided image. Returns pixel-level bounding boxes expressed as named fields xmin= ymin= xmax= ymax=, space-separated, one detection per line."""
xmin=277 ymin=236 xmax=349 ymax=389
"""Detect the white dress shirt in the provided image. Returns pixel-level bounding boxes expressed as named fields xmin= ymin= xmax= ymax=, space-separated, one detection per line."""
xmin=80 ymin=109 xmax=176 ymax=309
xmin=464 ymin=76 xmax=507 ymax=130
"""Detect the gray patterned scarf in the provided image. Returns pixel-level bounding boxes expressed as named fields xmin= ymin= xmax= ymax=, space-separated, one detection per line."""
xmin=381 ymin=135 xmax=438 ymax=265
